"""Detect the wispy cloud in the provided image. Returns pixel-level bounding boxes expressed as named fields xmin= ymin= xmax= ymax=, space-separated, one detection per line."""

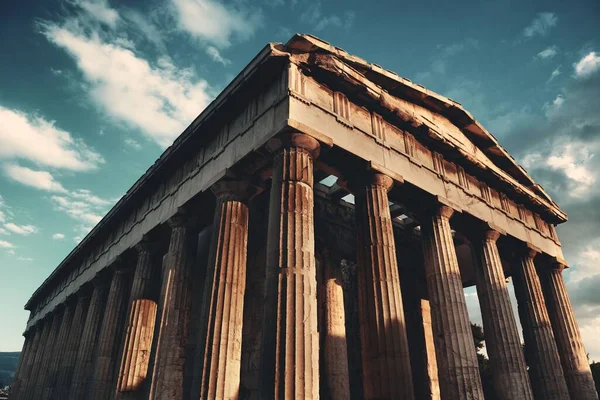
xmin=52 ymin=233 xmax=65 ymax=240
xmin=171 ymin=0 xmax=263 ymax=48
xmin=300 ymin=2 xmax=355 ymax=32
xmin=536 ymin=45 xmax=558 ymax=59
xmin=76 ymin=0 xmax=119 ymax=27
xmin=205 ymin=46 xmax=231 ymax=66
xmin=548 ymin=66 xmax=561 ymax=82
xmin=2 ymin=164 xmax=68 ymax=193
xmin=42 ymin=24 xmax=213 ymax=147
xmin=0 ymin=106 xmax=104 ymax=171
xmin=3 ymin=223 xmax=38 ymax=236
xmin=0 ymin=240 xmax=14 ymax=249
xmin=523 ymin=12 xmax=558 ymax=38
xmin=124 ymin=138 xmax=142 ymax=150
xmin=574 ymin=51 xmax=600 ymax=79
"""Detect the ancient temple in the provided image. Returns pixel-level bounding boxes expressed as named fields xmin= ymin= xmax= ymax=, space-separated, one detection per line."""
xmin=10 ymin=34 xmax=597 ymax=400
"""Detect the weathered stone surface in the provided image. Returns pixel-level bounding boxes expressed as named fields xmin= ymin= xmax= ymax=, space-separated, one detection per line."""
xmin=473 ymin=230 xmax=533 ymax=399
xmin=260 ymin=132 xmax=320 ymax=399
xmin=197 ymin=181 xmax=254 ymax=399
xmin=116 ymin=240 xmax=159 ymax=395
xmin=23 ymin=316 xmax=52 ymax=399
xmin=11 ymin=325 xmax=41 ymax=400
xmin=42 ymin=299 xmax=76 ymax=400
xmin=32 ymin=308 xmax=63 ymax=399
xmin=91 ymin=263 xmax=131 ymax=400
xmin=421 ymin=205 xmax=484 ymax=400
xmin=69 ymin=278 xmax=109 ymax=400
xmin=319 ymin=248 xmax=350 ymax=400
xmin=540 ymin=261 xmax=599 ymax=400
xmin=9 ymin=328 xmax=34 ymax=399
xmin=150 ymin=212 xmax=196 ymax=400
xmin=512 ymin=246 xmax=569 ymax=400
xmin=239 ymin=193 xmax=269 ymax=399
xmin=353 ymin=173 xmax=414 ymax=400
xmin=54 ymin=289 xmax=91 ymax=399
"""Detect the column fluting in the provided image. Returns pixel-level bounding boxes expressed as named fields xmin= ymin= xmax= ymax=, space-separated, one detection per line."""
xmin=32 ymin=307 xmax=63 ymax=399
xmin=69 ymin=278 xmax=109 ymax=400
xmin=420 ymin=204 xmax=484 ymax=400
xmin=9 ymin=328 xmax=34 ymax=399
xmin=23 ymin=315 xmax=53 ymax=399
xmin=53 ymin=288 xmax=91 ymax=399
xmin=91 ymin=262 xmax=132 ymax=400
xmin=198 ymin=180 xmax=255 ymax=399
xmin=42 ymin=298 xmax=76 ymax=399
xmin=353 ymin=173 xmax=414 ymax=400
xmin=511 ymin=246 xmax=570 ymax=400
xmin=473 ymin=229 xmax=534 ymax=399
xmin=320 ymin=248 xmax=350 ymax=400
xmin=116 ymin=239 xmax=159 ymax=395
xmin=151 ymin=212 xmax=196 ymax=400
xmin=259 ymin=132 xmax=320 ymax=399
xmin=540 ymin=261 xmax=598 ymax=400
xmin=12 ymin=324 xmax=41 ymax=400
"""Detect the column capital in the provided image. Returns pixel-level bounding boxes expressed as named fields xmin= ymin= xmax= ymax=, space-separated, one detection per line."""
xmin=210 ymin=180 xmax=262 ymax=202
xmin=548 ymin=257 xmax=568 ymax=272
xmin=341 ymin=171 xmax=395 ymax=193
xmin=266 ymin=131 xmax=320 ymax=158
xmin=167 ymin=208 xmax=196 ymax=229
xmin=521 ymin=242 xmax=541 ymax=260
xmin=134 ymin=235 xmax=158 ymax=254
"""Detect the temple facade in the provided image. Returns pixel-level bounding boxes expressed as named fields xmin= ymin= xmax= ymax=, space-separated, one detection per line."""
xmin=10 ymin=34 xmax=597 ymax=400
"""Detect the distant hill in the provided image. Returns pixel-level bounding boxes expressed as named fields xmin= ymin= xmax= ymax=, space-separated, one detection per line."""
xmin=0 ymin=352 xmax=20 ymax=387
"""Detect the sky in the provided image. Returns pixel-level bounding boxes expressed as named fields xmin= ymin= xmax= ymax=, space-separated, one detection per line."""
xmin=1 ymin=0 xmax=599 ymax=363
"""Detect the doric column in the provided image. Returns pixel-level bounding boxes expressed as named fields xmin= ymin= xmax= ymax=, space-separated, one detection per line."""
xmin=116 ymin=239 xmax=159 ymax=395
xmin=420 ymin=204 xmax=484 ymax=399
xmin=151 ymin=211 xmax=196 ymax=400
xmin=540 ymin=260 xmax=598 ymax=399
xmin=42 ymin=298 xmax=76 ymax=399
xmin=320 ymin=248 xmax=350 ymax=400
xmin=473 ymin=229 xmax=534 ymax=399
xmin=54 ymin=288 xmax=91 ymax=399
xmin=260 ymin=132 xmax=320 ymax=399
xmin=353 ymin=172 xmax=414 ymax=400
xmin=23 ymin=315 xmax=53 ymax=399
xmin=10 ymin=325 xmax=38 ymax=400
xmin=32 ymin=307 xmax=63 ymax=399
xmin=198 ymin=180 xmax=256 ymax=399
xmin=69 ymin=277 xmax=109 ymax=400
xmin=511 ymin=245 xmax=569 ymax=400
xmin=91 ymin=262 xmax=132 ymax=400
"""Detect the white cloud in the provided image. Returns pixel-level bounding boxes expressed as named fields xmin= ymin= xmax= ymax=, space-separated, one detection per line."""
xmin=7 ymin=249 xmax=15 ymax=255
xmin=4 ymin=223 xmax=38 ymax=236
xmin=300 ymin=3 xmax=355 ymax=32
xmin=536 ymin=45 xmax=558 ymax=59
xmin=52 ymin=233 xmax=65 ymax=240
xmin=124 ymin=138 xmax=142 ymax=150
xmin=523 ymin=142 xmax=595 ymax=198
xmin=0 ymin=106 xmax=104 ymax=171
xmin=0 ymin=228 xmax=8 ymax=235
xmin=548 ymin=66 xmax=561 ymax=82
xmin=17 ymin=256 xmax=34 ymax=261
xmin=0 ymin=240 xmax=14 ymax=249
xmin=206 ymin=46 xmax=231 ymax=66
xmin=171 ymin=0 xmax=263 ymax=48
xmin=2 ymin=164 xmax=68 ymax=193
xmin=542 ymin=94 xmax=565 ymax=117
xmin=51 ymin=195 xmax=104 ymax=225
xmin=76 ymin=0 xmax=119 ymax=27
xmin=574 ymin=52 xmax=600 ymax=79
xmin=69 ymin=189 xmax=112 ymax=206
xmin=43 ymin=25 xmax=212 ymax=147
xmin=523 ymin=12 xmax=558 ymax=37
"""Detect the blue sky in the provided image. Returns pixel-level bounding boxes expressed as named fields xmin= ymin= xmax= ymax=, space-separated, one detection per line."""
xmin=1 ymin=0 xmax=599 ymax=361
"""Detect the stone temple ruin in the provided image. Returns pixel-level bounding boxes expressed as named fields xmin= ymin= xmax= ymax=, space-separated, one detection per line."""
xmin=9 ymin=34 xmax=598 ymax=400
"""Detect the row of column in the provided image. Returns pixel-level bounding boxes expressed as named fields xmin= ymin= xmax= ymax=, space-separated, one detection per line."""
xmin=11 ymin=131 xmax=597 ymax=400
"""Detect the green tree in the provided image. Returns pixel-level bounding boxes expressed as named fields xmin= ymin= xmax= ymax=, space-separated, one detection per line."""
xmin=471 ymin=323 xmax=497 ymax=399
